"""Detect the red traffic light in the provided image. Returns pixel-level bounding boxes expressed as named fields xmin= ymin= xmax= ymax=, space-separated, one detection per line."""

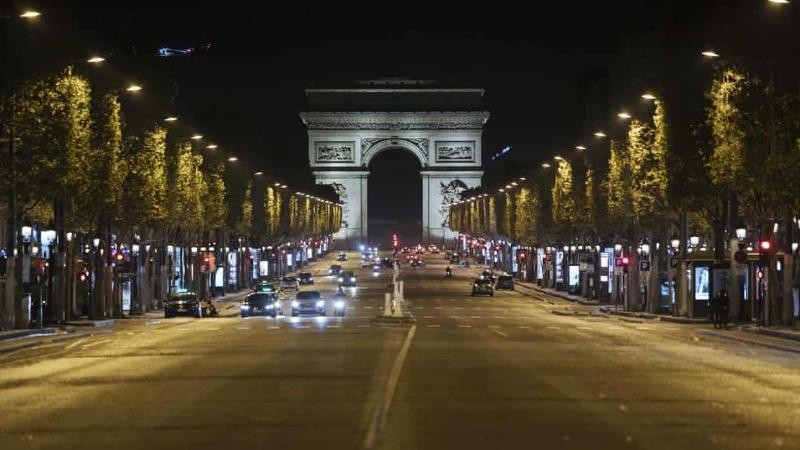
xmin=759 ymin=241 xmax=771 ymax=251
xmin=78 ymin=272 xmax=88 ymax=282
xmin=115 ymin=252 xmax=124 ymax=262
xmin=621 ymin=256 xmax=630 ymax=265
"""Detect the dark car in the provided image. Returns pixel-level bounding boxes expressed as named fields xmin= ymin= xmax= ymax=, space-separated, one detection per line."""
xmin=291 ymin=291 xmax=325 ymax=316
xmin=410 ymin=258 xmax=424 ymax=268
xmin=240 ymin=292 xmax=280 ymax=317
xmin=299 ymin=271 xmax=315 ymax=285
xmin=328 ymin=264 xmax=342 ymax=276
xmin=165 ymin=291 xmax=203 ymax=318
xmin=495 ymin=274 xmax=514 ymax=290
xmin=337 ymin=270 xmax=357 ymax=287
xmin=336 ymin=252 xmax=347 ymax=261
xmin=471 ymin=278 xmax=494 ymax=297
xmin=381 ymin=258 xmax=394 ymax=268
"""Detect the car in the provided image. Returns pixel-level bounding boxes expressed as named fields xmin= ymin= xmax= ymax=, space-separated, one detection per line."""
xmin=495 ymin=274 xmax=514 ymax=290
xmin=328 ymin=264 xmax=342 ymax=276
xmin=298 ymin=272 xmax=315 ymax=285
xmin=431 ymin=247 xmax=440 ymax=254
xmin=410 ymin=258 xmax=424 ymax=267
xmin=471 ymin=278 xmax=494 ymax=297
xmin=240 ymin=292 xmax=281 ymax=317
xmin=372 ymin=265 xmax=382 ymax=274
xmin=361 ymin=260 xmax=374 ymax=268
xmin=253 ymin=281 xmax=277 ymax=294
xmin=401 ymin=247 xmax=410 ymax=254
xmin=165 ymin=291 xmax=203 ymax=318
xmin=337 ymin=271 xmax=357 ymax=286
xmin=336 ymin=252 xmax=347 ymax=261
xmin=330 ymin=292 xmax=347 ymax=317
xmin=280 ymin=276 xmax=299 ymax=291
xmin=381 ymin=257 xmax=394 ymax=268
xmin=291 ymin=291 xmax=325 ymax=316
xmin=481 ymin=270 xmax=497 ymax=283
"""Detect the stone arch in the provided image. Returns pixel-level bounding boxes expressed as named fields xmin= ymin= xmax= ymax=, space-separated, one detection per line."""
xmin=361 ymin=138 xmax=428 ymax=168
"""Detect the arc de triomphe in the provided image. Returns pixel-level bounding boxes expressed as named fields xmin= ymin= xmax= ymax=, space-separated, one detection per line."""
xmin=300 ymin=81 xmax=489 ymax=247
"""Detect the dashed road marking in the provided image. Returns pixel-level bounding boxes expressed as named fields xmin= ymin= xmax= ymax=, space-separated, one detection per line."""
xmin=423 ymin=316 xmax=435 ymax=319
xmin=296 ymin=325 xmax=311 ymax=329
xmin=517 ymin=326 xmax=532 ymax=330
xmin=488 ymin=325 xmax=501 ymax=329
xmin=236 ymin=327 xmax=250 ymax=330
xmin=546 ymin=326 xmax=561 ymax=330
xmin=458 ymin=324 xmax=471 ymax=328
xmin=364 ymin=306 xmax=373 ymax=309
xmin=268 ymin=326 xmax=280 ymax=330
xmin=357 ymin=324 xmax=371 ymax=328
xmin=327 ymin=325 xmax=341 ymax=328
xmin=577 ymin=326 xmax=593 ymax=330
xmin=426 ymin=324 xmax=440 ymax=328
xmin=434 ymin=307 xmax=443 ymax=310
xmin=490 ymin=328 xmax=508 ymax=338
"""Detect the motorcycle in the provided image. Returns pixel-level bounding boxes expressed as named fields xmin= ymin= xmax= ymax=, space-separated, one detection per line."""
xmin=445 ymin=268 xmax=453 ymax=278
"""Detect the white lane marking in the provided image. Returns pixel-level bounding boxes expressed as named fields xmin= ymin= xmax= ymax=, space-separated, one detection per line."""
xmin=606 ymin=326 xmax=624 ymax=330
xmin=546 ymin=326 xmax=561 ymax=330
xmin=490 ymin=328 xmax=508 ymax=338
xmin=364 ymin=325 xmax=416 ymax=448
xmin=488 ymin=325 xmax=501 ymax=329
xmin=434 ymin=307 xmax=443 ymax=310
xmin=577 ymin=326 xmax=593 ymax=330
xmin=327 ymin=325 xmax=341 ymax=328
xmin=236 ymin=327 xmax=250 ymax=330
xmin=635 ymin=326 xmax=653 ymax=330
xmin=81 ymin=339 xmax=113 ymax=349
xmin=66 ymin=338 xmax=89 ymax=350
xmin=364 ymin=306 xmax=373 ymax=309
xmin=493 ymin=316 xmax=506 ymax=319
xmin=517 ymin=326 xmax=532 ymax=330
xmin=449 ymin=316 xmax=461 ymax=319
xmin=268 ymin=326 xmax=280 ymax=330
xmin=458 ymin=324 xmax=471 ymax=328
xmin=426 ymin=324 xmax=441 ymax=328
xmin=454 ymin=307 xmax=463 ymax=310
xmin=423 ymin=315 xmax=435 ymax=319
xmin=296 ymin=325 xmax=311 ymax=329
xmin=357 ymin=324 xmax=371 ymax=328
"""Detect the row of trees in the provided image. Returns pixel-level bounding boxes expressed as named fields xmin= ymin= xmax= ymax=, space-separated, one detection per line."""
xmin=450 ymin=62 xmax=800 ymax=325
xmin=1 ymin=67 xmax=341 ymax=328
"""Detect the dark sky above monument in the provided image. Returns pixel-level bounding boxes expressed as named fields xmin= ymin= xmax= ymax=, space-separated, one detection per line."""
xmin=18 ymin=0 xmax=797 ymax=186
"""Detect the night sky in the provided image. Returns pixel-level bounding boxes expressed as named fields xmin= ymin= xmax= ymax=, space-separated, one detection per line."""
xmin=10 ymin=0 xmax=799 ymax=241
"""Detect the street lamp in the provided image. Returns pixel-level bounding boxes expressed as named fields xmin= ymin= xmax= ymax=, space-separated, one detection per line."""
xmin=617 ymin=112 xmax=632 ymax=120
xmin=594 ymin=131 xmax=607 ymax=138
xmin=614 ymin=243 xmax=622 ymax=253
xmin=736 ymin=219 xmax=747 ymax=241
xmin=206 ymin=144 xmax=218 ymax=149
xmin=641 ymin=93 xmax=656 ymax=101
xmin=191 ymin=134 xmax=203 ymax=140
xmin=164 ymin=116 xmax=178 ymax=122
xmin=87 ymin=56 xmax=105 ymax=63
xmin=125 ymin=84 xmax=142 ymax=92
xmin=92 ymin=238 xmax=101 ymax=248
xmin=690 ymin=235 xmax=700 ymax=247
xmin=670 ymin=234 xmax=680 ymax=250
xmin=641 ymin=238 xmax=651 ymax=257
xmin=575 ymin=145 xmax=586 ymax=150
xmin=702 ymin=50 xmax=720 ymax=58
xmin=19 ymin=11 xmax=42 ymax=18
xmin=541 ymin=162 xmax=551 ymax=168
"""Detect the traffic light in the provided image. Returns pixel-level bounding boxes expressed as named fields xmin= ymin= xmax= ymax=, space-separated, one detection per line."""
xmin=78 ymin=271 xmax=88 ymax=283
xmin=622 ymin=256 xmax=630 ymax=274
xmin=758 ymin=240 xmax=772 ymax=266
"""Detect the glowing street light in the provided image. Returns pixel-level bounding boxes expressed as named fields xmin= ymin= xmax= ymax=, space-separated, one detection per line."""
xmin=554 ymin=155 xmax=564 ymax=161
xmin=191 ymin=134 xmax=203 ymax=140
xmin=575 ymin=145 xmax=586 ymax=150
xmin=206 ymin=144 xmax=218 ymax=149
xmin=87 ymin=56 xmax=105 ymax=63
xmin=641 ymin=93 xmax=656 ymax=101
xmin=227 ymin=156 xmax=238 ymax=162
xmin=126 ymin=84 xmax=143 ymax=92
xmin=254 ymin=171 xmax=263 ymax=176
xmin=768 ymin=0 xmax=789 ymax=4
xmin=20 ymin=11 xmax=41 ymax=18
xmin=541 ymin=162 xmax=551 ymax=168
xmin=594 ymin=131 xmax=606 ymax=138
xmin=702 ymin=50 xmax=720 ymax=58
xmin=617 ymin=112 xmax=632 ymax=120
xmin=164 ymin=116 xmax=178 ymax=122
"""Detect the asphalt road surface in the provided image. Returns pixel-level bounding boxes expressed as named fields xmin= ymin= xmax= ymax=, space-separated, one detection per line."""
xmin=1 ymin=251 xmax=799 ymax=450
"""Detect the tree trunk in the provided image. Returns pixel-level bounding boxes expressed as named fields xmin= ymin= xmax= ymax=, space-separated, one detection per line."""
xmin=783 ymin=254 xmax=794 ymax=327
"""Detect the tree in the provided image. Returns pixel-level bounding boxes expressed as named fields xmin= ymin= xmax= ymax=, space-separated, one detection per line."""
xmin=203 ymin=162 xmax=227 ymax=231
xmin=551 ymin=159 xmax=577 ymax=237
xmin=605 ymin=139 xmax=633 ymax=236
xmin=84 ymin=92 xmax=123 ymax=232
xmin=236 ymin=181 xmax=253 ymax=238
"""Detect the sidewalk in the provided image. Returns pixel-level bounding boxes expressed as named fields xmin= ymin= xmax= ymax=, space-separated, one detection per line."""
xmin=0 ymin=327 xmax=59 ymax=342
xmin=599 ymin=308 xmax=708 ymax=324
xmin=739 ymin=325 xmax=800 ymax=342
xmin=515 ymin=281 xmax=599 ymax=306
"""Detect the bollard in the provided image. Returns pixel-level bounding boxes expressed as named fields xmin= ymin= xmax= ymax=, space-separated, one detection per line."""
xmin=384 ymin=293 xmax=393 ymax=317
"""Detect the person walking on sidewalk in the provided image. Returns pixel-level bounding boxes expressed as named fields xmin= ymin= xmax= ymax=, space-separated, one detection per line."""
xmin=712 ymin=288 xmax=730 ymax=329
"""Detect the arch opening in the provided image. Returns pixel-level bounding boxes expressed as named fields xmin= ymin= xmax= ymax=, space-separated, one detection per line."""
xmin=367 ymin=148 xmax=422 ymax=246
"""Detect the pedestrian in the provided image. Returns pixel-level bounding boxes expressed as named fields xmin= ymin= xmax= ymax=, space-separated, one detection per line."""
xmin=713 ymin=288 xmax=729 ymax=328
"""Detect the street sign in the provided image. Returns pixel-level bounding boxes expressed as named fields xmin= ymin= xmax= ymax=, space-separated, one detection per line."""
xmin=640 ymin=260 xmax=651 ymax=272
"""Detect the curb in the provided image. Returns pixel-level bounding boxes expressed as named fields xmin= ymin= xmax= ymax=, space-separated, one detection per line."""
xmin=551 ymin=309 xmax=590 ymax=317
xmin=0 ymin=327 xmax=114 ymax=355
xmin=739 ymin=326 xmax=800 ymax=342
xmin=697 ymin=329 xmax=800 ymax=354
xmin=0 ymin=328 xmax=58 ymax=342
xmin=62 ymin=319 xmax=116 ymax=327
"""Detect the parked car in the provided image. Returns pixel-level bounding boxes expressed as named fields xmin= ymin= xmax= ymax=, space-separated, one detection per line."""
xmin=495 ymin=274 xmax=514 ymax=290
xmin=165 ymin=291 xmax=203 ymax=318
xmin=291 ymin=291 xmax=325 ymax=316
xmin=298 ymin=271 xmax=315 ymax=285
xmin=338 ymin=271 xmax=357 ymax=287
xmin=328 ymin=264 xmax=342 ymax=276
xmin=240 ymin=292 xmax=280 ymax=317
xmin=280 ymin=276 xmax=299 ymax=291
xmin=471 ymin=277 xmax=494 ymax=297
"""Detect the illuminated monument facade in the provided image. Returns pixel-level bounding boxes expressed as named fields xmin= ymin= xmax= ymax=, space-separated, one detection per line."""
xmin=300 ymin=79 xmax=489 ymax=247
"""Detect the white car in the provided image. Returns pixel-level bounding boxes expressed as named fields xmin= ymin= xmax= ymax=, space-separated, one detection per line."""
xmin=280 ymin=276 xmax=299 ymax=291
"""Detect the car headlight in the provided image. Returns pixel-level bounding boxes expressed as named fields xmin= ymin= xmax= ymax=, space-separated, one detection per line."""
xmin=291 ymin=301 xmax=299 ymax=308
xmin=338 ymin=277 xmax=343 ymax=282
xmin=350 ymin=277 xmax=356 ymax=282
xmin=266 ymin=303 xmax=274 ymax=309
xmin=241 ymin=304 xmax=250 ymax=309
xmin=316 ymin=300 xmax=324 ymax=308
xmin=473 ymin=284 xmax=478 ymax=287
xmin=275 ymin=300 xmax=281 ymax=308
xmin=334 ymin=300 xmax=344 ymax=309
